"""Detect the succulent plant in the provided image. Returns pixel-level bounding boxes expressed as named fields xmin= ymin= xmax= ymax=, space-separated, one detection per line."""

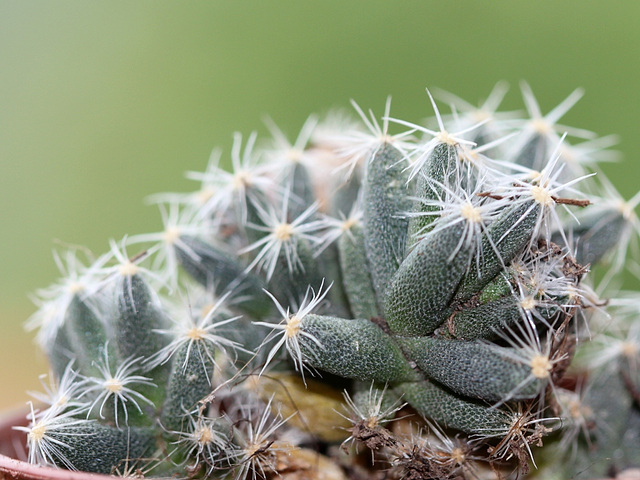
xmin=16 ymin=83 xmax=640 ymax=479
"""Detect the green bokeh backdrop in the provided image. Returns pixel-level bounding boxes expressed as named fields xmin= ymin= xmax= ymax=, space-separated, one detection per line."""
xmin=1 ymin=1 xmax=639 ymax=408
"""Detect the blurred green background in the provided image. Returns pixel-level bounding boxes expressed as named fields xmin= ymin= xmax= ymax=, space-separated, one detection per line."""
xmin=1 ymin=1 xmax=639 ymax=409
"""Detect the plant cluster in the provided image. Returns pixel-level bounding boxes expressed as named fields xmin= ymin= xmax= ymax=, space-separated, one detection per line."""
xmin=16 ymin=83 xmax=640 ymax=479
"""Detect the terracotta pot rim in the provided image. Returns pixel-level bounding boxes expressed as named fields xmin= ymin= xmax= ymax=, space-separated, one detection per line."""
xmin=0 ymin=454 xmax=118 ymax=480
